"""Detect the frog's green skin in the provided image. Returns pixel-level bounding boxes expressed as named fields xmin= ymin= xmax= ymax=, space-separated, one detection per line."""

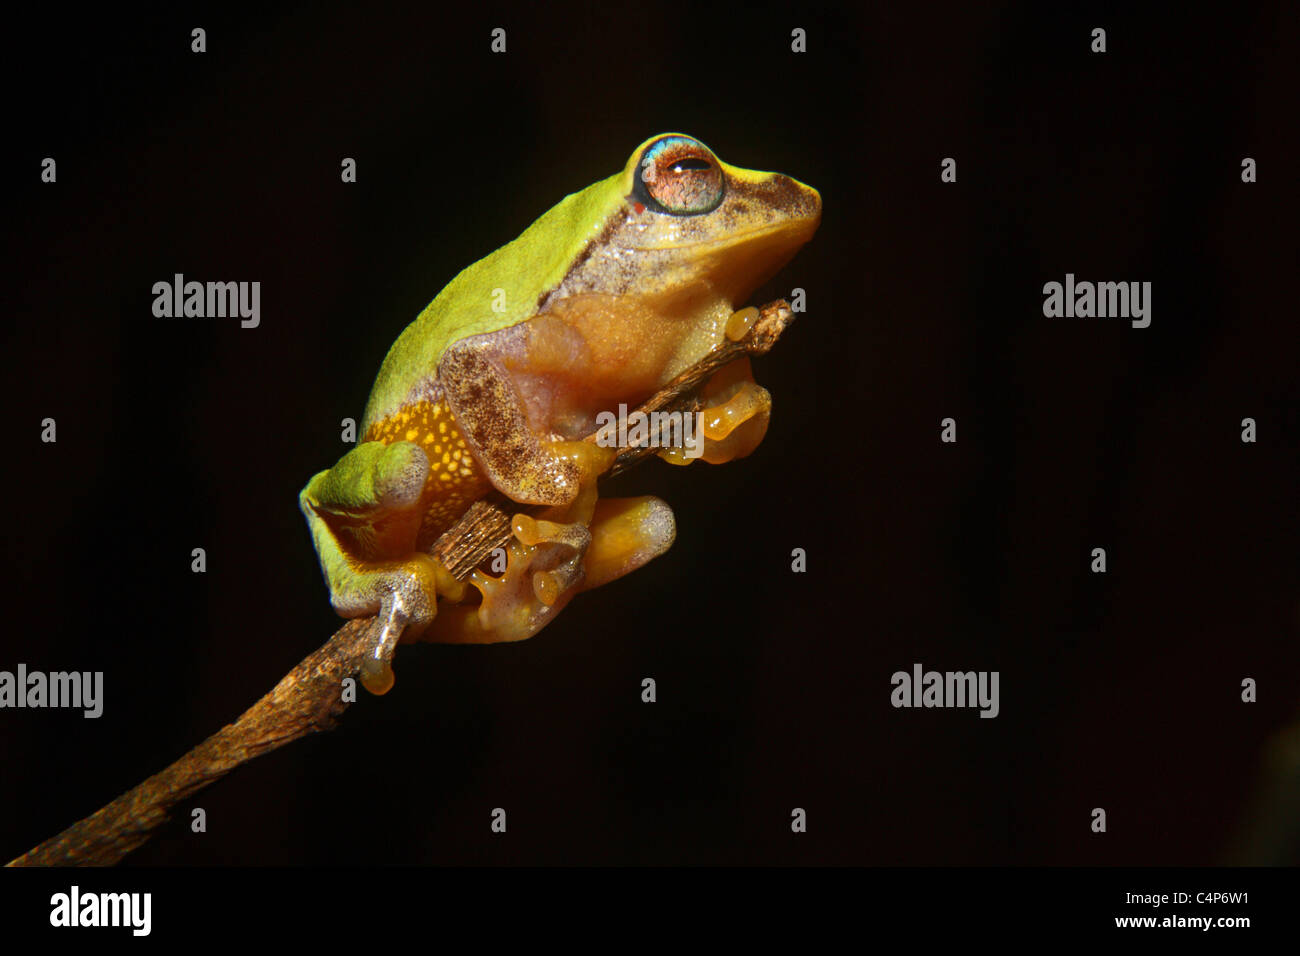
xmin=301 ymin=133 xmax=821 ymax=694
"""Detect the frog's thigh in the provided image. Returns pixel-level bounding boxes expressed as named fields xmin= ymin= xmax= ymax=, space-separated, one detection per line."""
xmin=438 ymin=340 xmax=587 ymax=506
xmin=300 ymin=441 xmax=448 ymax=693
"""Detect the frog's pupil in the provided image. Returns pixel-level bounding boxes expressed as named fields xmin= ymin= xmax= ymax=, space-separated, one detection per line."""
xmin=670 ymin=158 xmax=712 ymax=173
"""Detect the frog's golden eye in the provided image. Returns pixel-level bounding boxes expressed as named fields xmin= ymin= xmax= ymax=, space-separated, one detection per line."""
xmin=633 ymin=135 xmax=725 ymax=215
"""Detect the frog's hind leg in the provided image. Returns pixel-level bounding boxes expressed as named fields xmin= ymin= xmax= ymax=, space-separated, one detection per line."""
xmin=300 ymin=440 xmax=465 ymax=694
xmin=424 ymin=494 xmax=676 ymax=645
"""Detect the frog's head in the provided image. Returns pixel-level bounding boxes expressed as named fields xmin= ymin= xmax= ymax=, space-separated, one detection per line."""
xmin=544 ymin=133 xmax=821 ymax=315
xmin=620 ymin=133 xmax=821 ymax=302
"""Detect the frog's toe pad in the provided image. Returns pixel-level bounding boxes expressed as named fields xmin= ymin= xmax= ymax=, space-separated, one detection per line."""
xmin=359 ymin=655 xmax=396 ymax=696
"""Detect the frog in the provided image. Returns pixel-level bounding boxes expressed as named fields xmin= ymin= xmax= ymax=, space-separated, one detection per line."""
xmin=300 ymin=133 xmax=821 ymax=695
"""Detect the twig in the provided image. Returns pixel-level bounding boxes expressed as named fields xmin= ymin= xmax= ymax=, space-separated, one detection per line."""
xmin=6 ymin=619 xmax=373 ymax=866
xmin=6 ymin=300 xmax=796 ymax=867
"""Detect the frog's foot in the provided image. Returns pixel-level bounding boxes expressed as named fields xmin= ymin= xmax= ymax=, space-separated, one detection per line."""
xmin=510 ymin=512 xmax=591 ymax=606
xmin=421 ymin=495 xmax=675 ymax=645
xmin=658 ymin=356 xmax=771 ymax=466
xmin=451 ymin=509 xmax=592 ymax=643
xmin=429 ymin=458 xmax=607 ymax=643
xmin=330 ymin=554 xmax=445 ymax=695
xmin=300 ymin=441 xmax=462 ymax=694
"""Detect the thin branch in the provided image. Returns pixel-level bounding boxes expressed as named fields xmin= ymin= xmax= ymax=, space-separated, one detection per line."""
xmin=6 ymin=619 xmax=373 ymax=867
xmin=6 ymin=300 xmax=796 ymax=867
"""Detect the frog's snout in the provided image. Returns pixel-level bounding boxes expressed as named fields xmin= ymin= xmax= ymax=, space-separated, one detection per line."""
xmin=729 ymin=170 xmax=821 ymax=244
xmin=742 ymin=177 xmax=819 ymax=258
xmin=776 ymin=174 xmax=822 ymax=232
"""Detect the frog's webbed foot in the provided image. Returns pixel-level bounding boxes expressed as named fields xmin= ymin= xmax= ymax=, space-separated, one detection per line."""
xmin=464 ymin=531 xmax=586 ymax=642
xmin=300 ymin=440 xmax=469 ymax=695
xmin=509 ymin=512 xmax=591 ymax=606
xmin=659 ymin=356 xmax=771 ymax=466
xmin=461 ymin=440 xmax=617 ymax=637
xmin=423 ymin=492 xmax=675 ymax=645
xmin=454 ymin=486 xmax=597 ymax=643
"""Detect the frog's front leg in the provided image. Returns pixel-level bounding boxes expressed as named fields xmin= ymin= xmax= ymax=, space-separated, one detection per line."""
xmin=439 ymin=336 xmax=615 ymax=604
xmin=299 ymin=440 xmax=464 ymax=694
xmin=438 ymin=339 xmax=614 ymax=505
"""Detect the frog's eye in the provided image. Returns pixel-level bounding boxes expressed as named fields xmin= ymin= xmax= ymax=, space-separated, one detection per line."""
xmin=633 ymin=135 xmax=725 ymax=215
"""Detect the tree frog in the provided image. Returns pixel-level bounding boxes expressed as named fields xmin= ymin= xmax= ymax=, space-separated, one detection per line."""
xmin=300 ymin=133 xmax=821 ymax=694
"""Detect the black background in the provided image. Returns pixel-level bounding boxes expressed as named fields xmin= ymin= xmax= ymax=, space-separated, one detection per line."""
xmin=2 ymin=2 xmax=1296 ymax=866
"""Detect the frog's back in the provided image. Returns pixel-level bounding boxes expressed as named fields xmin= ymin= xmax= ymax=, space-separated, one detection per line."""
xmin=361 ymin=172 xmax=626 ymax=432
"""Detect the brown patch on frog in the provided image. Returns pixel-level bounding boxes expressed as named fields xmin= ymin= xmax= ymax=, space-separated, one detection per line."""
xmin=725 ymin=173 xmax=817 ymax=219
xmin=438 ymin=342 xmax=579 ymax=507
xmin=537 ymin=205 xmax=634 ymax=312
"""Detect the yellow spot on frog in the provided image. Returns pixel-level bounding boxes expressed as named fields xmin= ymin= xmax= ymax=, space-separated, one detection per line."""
xmin=364 ymin=397 xmax=492 ymax=545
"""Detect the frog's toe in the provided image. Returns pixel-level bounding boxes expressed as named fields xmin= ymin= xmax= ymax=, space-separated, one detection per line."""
xmin=331 ymin=553 xmax=441 ymax=695
xmin=357 ymin=591 xmax=415 ymax=696
xmin=658 ymin=357 xmax=771 ymax=466
xmin=698 ymin=378 xmax=770 ymax=463
xmin=358 ymin=622 xmax=398 ymax=695
xmin=462 ymin=533 xmax=584 ymax=642
xmin=580 ymin=496 xmax=676 ymax=590
xmin=511 ymin=512 xmax=591 ymax=605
